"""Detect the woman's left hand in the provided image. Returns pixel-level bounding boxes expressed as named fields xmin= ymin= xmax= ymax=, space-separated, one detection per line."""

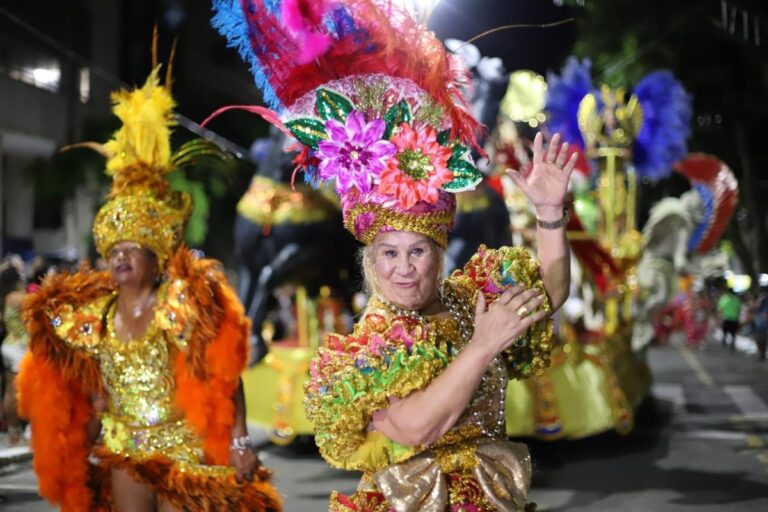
xmin=229 ymin=446 xmax=260 ymax=483
xmin=506 ymin=132 xmax=577 ymax=215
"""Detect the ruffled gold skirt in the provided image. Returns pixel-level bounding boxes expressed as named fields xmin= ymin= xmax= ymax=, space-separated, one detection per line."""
xmin=330 ymin=438 xmax=535 ymax=512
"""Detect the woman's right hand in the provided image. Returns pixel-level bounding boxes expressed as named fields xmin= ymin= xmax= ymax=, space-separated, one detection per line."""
xmin=470 ymin=286 xmax=548 ymax=358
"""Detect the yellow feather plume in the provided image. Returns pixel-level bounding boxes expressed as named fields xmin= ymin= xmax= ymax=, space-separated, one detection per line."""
xmin=103 ymin=66 xmax=176 ymax=185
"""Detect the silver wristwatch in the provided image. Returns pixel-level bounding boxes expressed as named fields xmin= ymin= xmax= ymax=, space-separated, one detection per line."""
xmin=536 ymin=210 xmax=569 ymax=230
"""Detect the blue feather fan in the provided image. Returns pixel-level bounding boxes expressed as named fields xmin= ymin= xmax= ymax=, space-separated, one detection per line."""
xmin=633 ymin=71 xmax=692 ymax=181
xmin=545 ymin=57 xmax=596 ymax=149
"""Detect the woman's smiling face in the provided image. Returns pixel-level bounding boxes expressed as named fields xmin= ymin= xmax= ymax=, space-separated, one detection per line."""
xmin=371 ymin=231 xmax=442 ymax=310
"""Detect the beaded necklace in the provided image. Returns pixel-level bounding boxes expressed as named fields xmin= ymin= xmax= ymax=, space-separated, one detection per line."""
xmin=374 ymin=279 xmax=507 ymax=437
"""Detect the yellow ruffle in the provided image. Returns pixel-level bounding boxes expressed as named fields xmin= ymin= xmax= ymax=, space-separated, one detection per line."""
xmin=304 ymin=328 xmax=450 ymax=471
xmin=505 ymin=333 xmax=651 ymax=439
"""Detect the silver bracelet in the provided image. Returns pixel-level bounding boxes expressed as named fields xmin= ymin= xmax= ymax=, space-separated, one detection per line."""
xmin=230 ymin=435 xmax=251 ymax=453
xmin=536 ymin=210 xmax=569 ymax=230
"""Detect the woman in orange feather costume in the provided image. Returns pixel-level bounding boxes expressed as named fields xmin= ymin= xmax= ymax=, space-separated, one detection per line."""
xmin=16 ymin=66 xmax=282 ymax=512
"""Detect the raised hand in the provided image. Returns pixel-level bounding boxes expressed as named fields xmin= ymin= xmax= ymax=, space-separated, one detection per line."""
xmin=506 ymin=132 xmax=577 ymax=215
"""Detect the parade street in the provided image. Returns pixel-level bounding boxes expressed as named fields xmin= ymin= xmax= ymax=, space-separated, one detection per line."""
xmin=1 ymin=334 xmax=766 ymax=511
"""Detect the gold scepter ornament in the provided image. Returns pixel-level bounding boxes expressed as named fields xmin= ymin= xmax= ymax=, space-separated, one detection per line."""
xmin=577 ymin=86 xmax=645 ymax=333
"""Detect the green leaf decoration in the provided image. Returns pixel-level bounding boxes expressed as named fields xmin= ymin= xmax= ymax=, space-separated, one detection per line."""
xmin=285 ymin=118 xmax=328 ymax=149
xmin=451 ymin=143 xmax=469 ymax=160
xmin=443 ymin=157 xmax=483 ymax=192
xmin=384 ymin=100 xmax=412 ymax=139
xmin=316 ymin=88 xmax=354 ymax=122
xmin=436 ymin=129 xmax=451 ymax=146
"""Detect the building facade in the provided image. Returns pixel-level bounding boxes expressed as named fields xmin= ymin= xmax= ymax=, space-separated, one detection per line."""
xmin=0 ymin=1 xmax=119 ymax=260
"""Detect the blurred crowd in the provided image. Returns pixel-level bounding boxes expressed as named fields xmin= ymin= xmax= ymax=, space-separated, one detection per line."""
xmin=653 ymin=273 xmax=768 ymax=362
xmin=0 ymin=253 xmax=81 ymax=446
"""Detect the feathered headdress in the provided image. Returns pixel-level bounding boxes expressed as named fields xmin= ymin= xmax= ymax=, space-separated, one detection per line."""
xmin=206 ymin=0 xmax=485 ymax=247
xmin=82 ymin=43 xmax=225 ymax=265
xmin=88 ymin=67 xmax=192 ymax=265
xmin=545 ymin=57 xmax=692 ymax=181
xmin=674 ymin=154 xmax=738 ymax=254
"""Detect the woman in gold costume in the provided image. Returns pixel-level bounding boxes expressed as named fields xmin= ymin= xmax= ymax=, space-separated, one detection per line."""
xmin=209 ymin=1 xmax=574 ymax=508
xmin=304 ymin=131 xmax=574 ymax=511
xmin=16 ymin=68 xmax=281 ymax=511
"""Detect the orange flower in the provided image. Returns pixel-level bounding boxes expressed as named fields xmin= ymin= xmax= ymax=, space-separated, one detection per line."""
xmin=379 ymin=123 xmax=453 ymax=209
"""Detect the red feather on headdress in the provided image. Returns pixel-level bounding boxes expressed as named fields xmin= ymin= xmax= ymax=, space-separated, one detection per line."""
xmin=211 ymin=0 xmax=482 ymax=148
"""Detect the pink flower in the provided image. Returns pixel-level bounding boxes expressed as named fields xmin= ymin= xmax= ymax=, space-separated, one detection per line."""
xmin=368 ymin=333 xmax=386 ymax=356
xmin=317 ymin=111 xmax=396 ymax=195
xmin=378 ymin=123 xmax=454 ymax=209
xmin=387 ymin=322 xmax=416 ymax=350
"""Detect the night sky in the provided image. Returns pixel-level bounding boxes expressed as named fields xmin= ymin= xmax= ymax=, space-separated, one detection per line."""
xmin=429 ymin=0 xmax=576 ymax=75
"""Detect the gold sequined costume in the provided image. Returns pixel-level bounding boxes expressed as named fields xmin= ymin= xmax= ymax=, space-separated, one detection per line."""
xmin=16 ymin=54 xmax=281 ymax=511
xmin=17 ymin=250 xmax=282 ymax=511
xmin=305 ymin=246 xmax=552 ymax=511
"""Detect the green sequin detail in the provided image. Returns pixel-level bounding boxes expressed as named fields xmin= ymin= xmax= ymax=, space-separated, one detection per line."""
xmin=444 ymin=158 xmax=483 ymax=191
xmin=316 ymin=88 xmax=354 ymax=122
xmin=398 ymin=149 xmax=433 ymax=180
xmin=285 ymin=118 xmax=328 ymax=149
xmin=384 ymin=100 xmax=412 ymax=139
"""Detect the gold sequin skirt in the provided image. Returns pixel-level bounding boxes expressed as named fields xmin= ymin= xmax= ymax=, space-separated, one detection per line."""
xmin=91 ymin=417 xmax=282 ymax=511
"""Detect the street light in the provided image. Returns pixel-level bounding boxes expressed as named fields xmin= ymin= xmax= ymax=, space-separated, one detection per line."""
xmin=393 ymin=0 xmax=442 ymax=22
xmin=414 ymin=0 xmax=441 ymax=10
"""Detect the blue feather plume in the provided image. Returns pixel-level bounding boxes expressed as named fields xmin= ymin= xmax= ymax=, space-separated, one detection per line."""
xmin=303 ymin=163 xmax=322 ymax=188
xmin=545 ymin=57 xmax=596 ymax=148
xmin=633 ymin=71 xmax=692 ymax=181
xmin=263 ymin=0 xmax=280 ymax=15
xmin=687 ymin=183 xmax=714 ymax=253
xmin=211 ymin=0 xmax=282 ymax=110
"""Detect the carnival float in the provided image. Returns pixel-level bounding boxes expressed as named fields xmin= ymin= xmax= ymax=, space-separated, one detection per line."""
xmin=499 ymin=59 xmax=738 ymax=439
xmin=236 ymin=47 xmax=738 ymax=443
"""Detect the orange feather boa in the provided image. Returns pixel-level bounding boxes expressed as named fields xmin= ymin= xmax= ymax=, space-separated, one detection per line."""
xmin=17 ymin=247 xmax=273 ymax=511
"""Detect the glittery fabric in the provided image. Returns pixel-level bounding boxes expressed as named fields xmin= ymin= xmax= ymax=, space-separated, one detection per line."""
xmin=305 ymin=246 xmax=552 ymax=510
xmin=50 ymin=282 xmax=200 ymax=460
xmin=287 ymin=74 xmax=453 ymax=133
xmin=20 ymin=249 xmax=282 ymax=511
xmin=450 ymin=245 xmax=554 ymax=379
xmin=46 ymin=281 xmax=273 ymax=505
xmin=92 ymin=191 xmax=191 ymax=266
xmin=342 ymin=190 xmax=456 ymax=247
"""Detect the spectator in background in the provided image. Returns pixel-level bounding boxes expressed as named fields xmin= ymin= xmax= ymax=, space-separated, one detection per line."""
xmin=718 ymin=287 xmax=742 ymax=353
xmin=753 ymin=285 xmax=768 ymax=361
xmin=0 ymin=263 xmax=28 ymax=445
xmin=26 ymin=256 xmax=56 ymax=293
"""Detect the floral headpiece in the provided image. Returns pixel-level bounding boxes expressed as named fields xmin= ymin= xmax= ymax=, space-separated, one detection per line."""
xmin=206 ymin=0 xmax=485 ymax=247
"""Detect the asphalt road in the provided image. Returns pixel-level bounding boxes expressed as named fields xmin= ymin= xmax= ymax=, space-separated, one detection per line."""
xmin=2 ymin=334 xmax=767 ymax=511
